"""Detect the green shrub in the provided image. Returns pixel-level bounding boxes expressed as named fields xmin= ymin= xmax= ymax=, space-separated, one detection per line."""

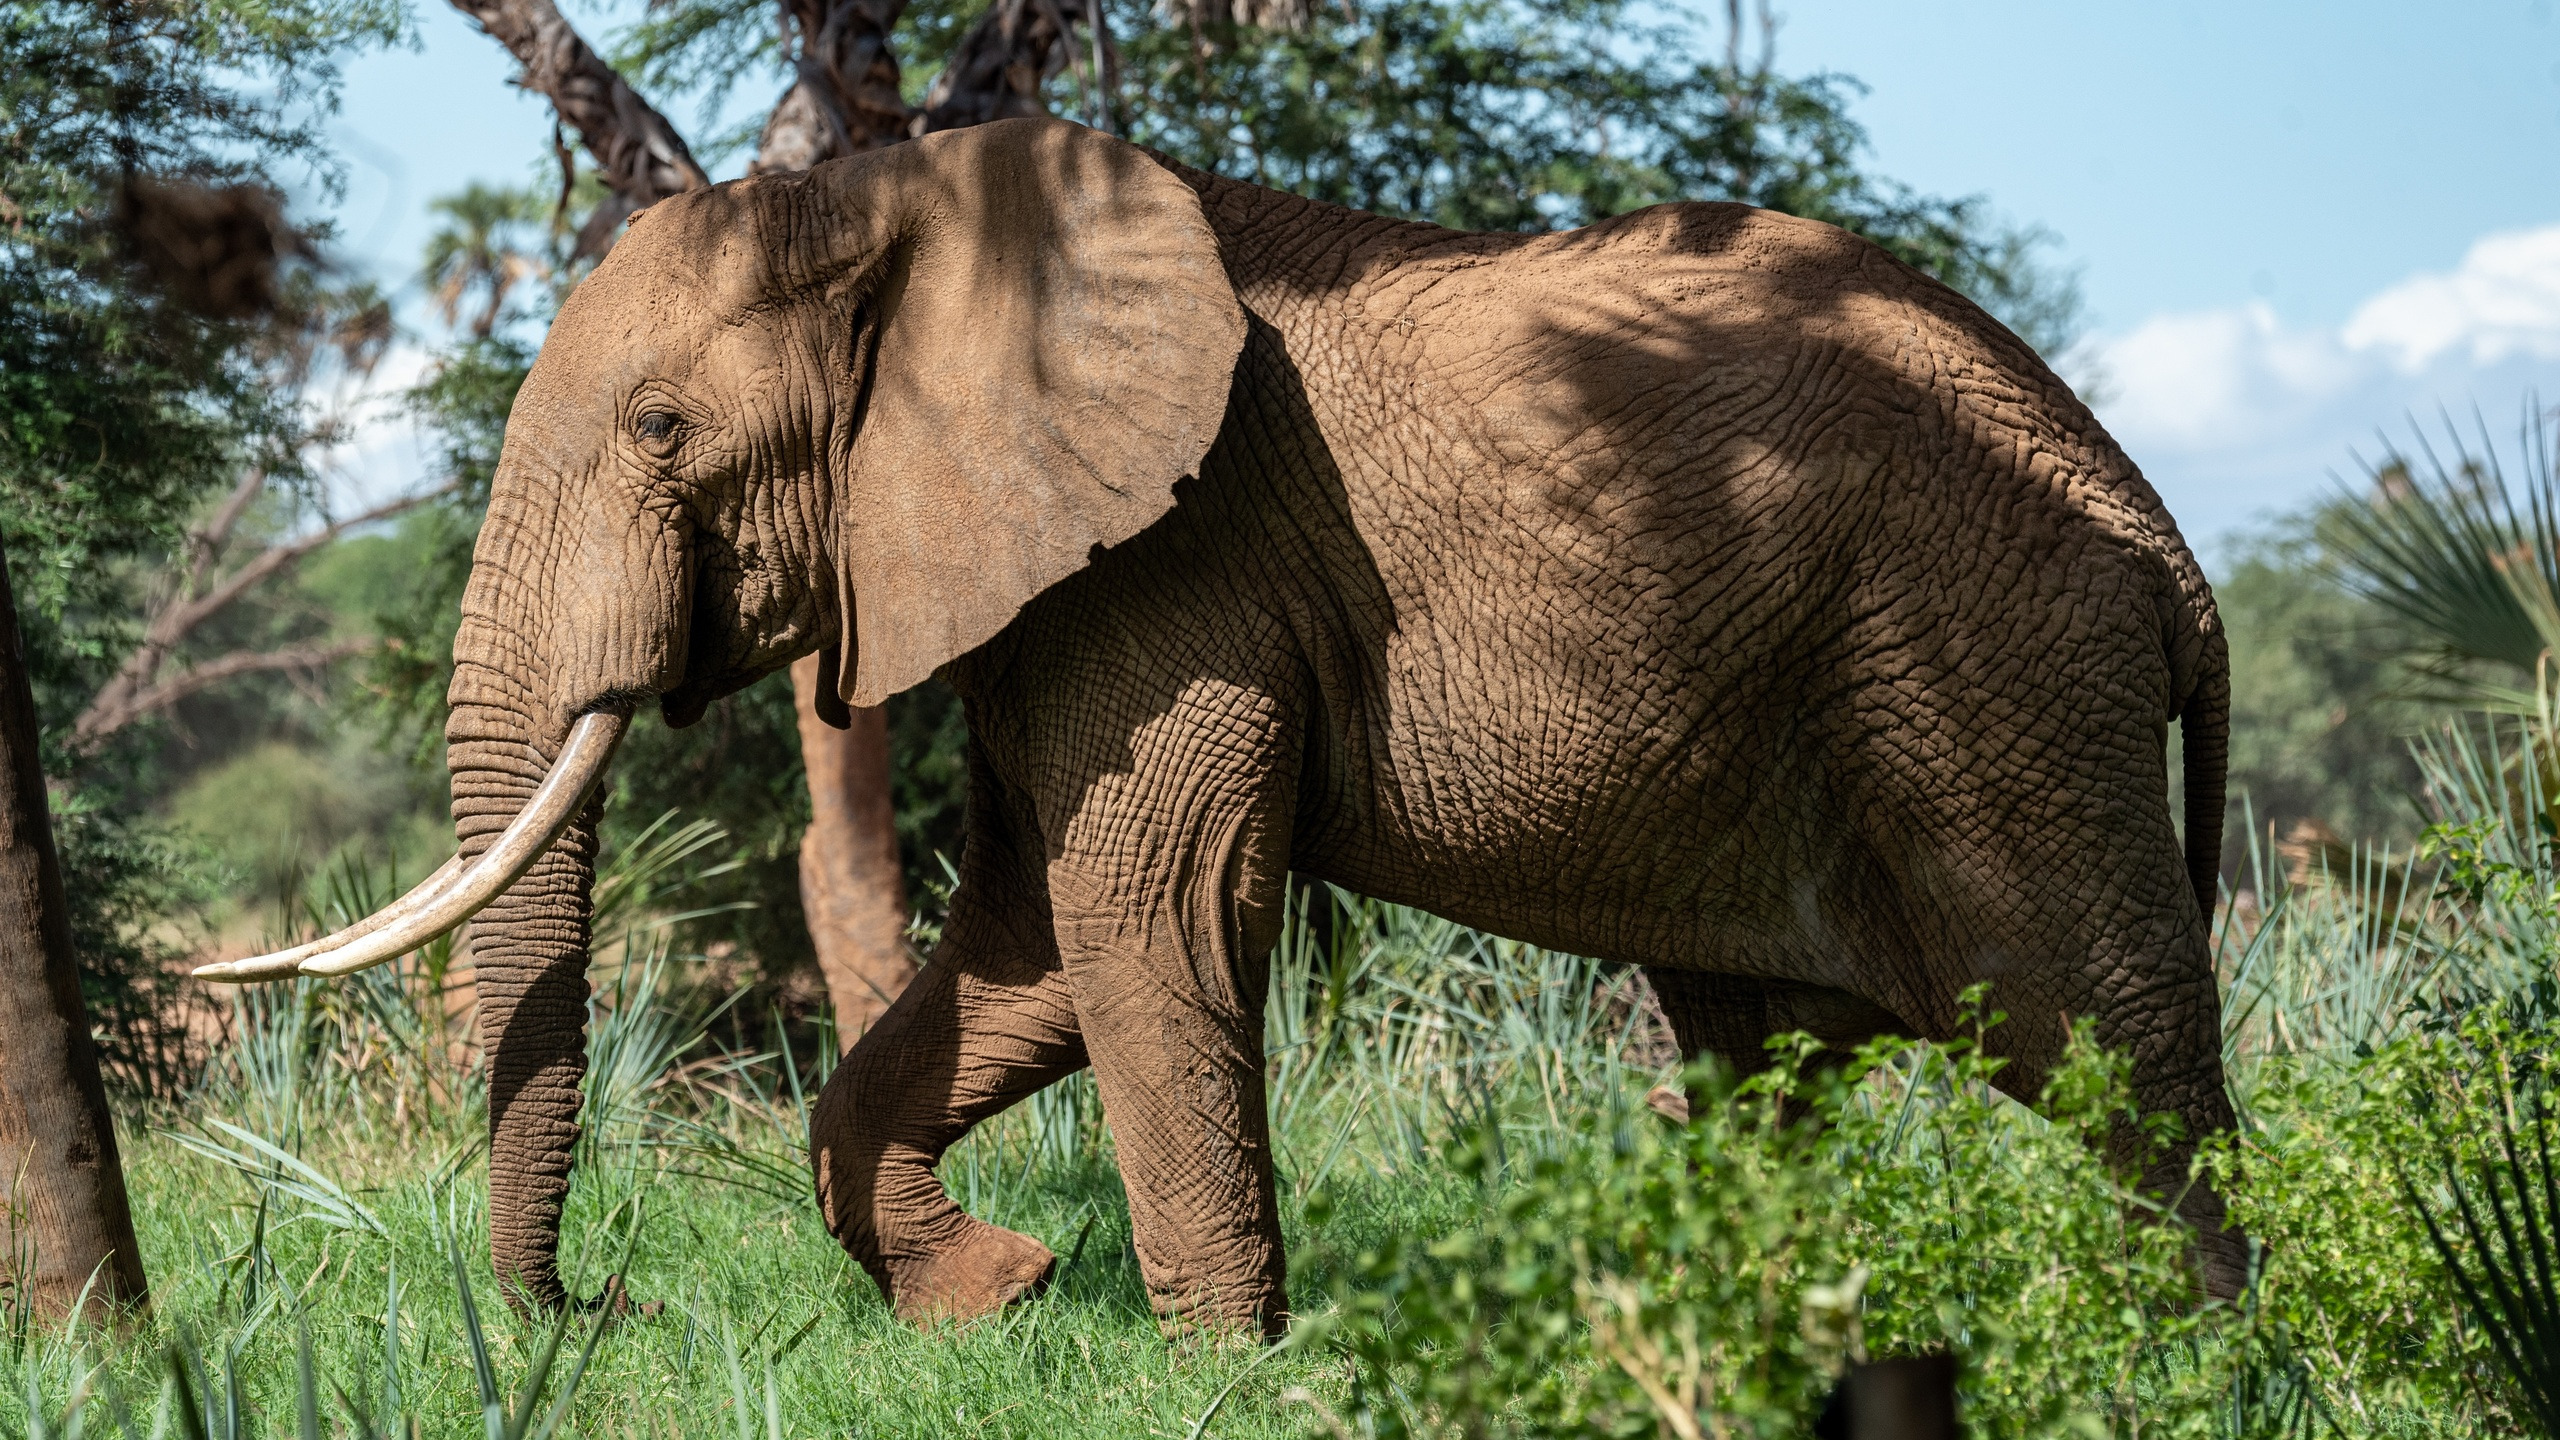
xmin=1302 ymin=1000 xmax=2246 ymax=1440
xmin=53 ymin=799 xmax=219 ymax=1095
xmin=2220 ymin=1042 xmax=2484 ymax=1429
xmin=2227 ymin=993 xmax=2560 ymax=1435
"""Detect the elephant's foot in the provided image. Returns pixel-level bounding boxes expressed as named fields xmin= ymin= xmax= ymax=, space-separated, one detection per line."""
xmin=884 ymin=1220 xmax=1056 ymax=1326
xmin=594 ymin=1274 xmax=666 ymax=1318
xmin=1153 ymin=1290 xmax=1287 ymax=1345
xmin=2160 ymin=1169 xmax=2251 ymax=1302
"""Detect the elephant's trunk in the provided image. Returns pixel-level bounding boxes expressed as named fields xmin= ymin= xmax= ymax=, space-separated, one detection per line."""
xmin=192 ymin=703 xmax=626 ymax=1309
xmin=450 ymin=700 xmax=610 ymax=1310
xmin=190 ymin=416 xmax=679 ymax=1309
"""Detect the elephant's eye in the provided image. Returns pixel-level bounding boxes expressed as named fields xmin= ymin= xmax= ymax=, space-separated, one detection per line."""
xmin=636 ymin=411 xmax=683 ymax=447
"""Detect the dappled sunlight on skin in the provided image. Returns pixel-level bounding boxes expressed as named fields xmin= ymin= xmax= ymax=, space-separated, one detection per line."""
xmin=995 ymin=144 xmax=2246 ymax=1304
xmin=282 ymin=111 xmax=2246 ymax=1336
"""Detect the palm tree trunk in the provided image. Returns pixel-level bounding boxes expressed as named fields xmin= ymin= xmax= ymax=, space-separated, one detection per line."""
xmin=0 ymin=541 xmax=147 ymax=1318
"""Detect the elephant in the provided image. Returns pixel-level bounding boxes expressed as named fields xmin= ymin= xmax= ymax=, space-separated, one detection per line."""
xmin=201 ymin=115 xmax=2241 ymax=1336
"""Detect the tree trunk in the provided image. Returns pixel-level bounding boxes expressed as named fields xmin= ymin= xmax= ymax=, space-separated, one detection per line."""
xmin=0 ymin=541 xmax=147 ymax=1319
xmin=748 ymin=0 xmax=914 ymax=175
xmin=445 ymin=0 xmax=710 ymax=257
xmin=916 ymin=0 xmax=1075 ymax=132
xmin=791 ymin=657 xmax=913 ymax=1038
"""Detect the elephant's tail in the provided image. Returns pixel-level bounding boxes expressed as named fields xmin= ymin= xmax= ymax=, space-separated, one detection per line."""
xmin=2179 ymin=631 xmax=2230 ymax=925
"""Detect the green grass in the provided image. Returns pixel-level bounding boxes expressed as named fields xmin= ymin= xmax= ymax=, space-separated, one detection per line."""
xmin=64 ymin=1119 xmax=1450 ymax=1439
xmin=2 ymin=880 xmax=1562 ymax=1439
xmin=17 ymin=733 xmax=2560 ymax=1436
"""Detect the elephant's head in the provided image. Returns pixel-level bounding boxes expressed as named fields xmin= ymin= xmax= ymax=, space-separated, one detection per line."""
xmin=196 ymin=118 xmax=1247 ymax=1304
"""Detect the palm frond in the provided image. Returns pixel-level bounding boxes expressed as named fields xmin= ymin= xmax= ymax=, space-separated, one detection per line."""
xmin=2405 ymin=1064 xmax=2560 ymax=1432
xmin=2323 ymin=403 xmax=2560 ymax=703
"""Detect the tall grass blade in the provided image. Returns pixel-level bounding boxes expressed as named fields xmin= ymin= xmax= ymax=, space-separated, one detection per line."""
xmin=292 ymin=1309 xmax=320 ymax=1440
xmin=499 ymin=1301 xmax=577 ymax=1440
xmin=160 ymin=1122 xmax=386 ymax=1235
xmin=381 ymin=1258 xmax=401 ymax=1426
xmin=443 ymin=1228 xmax=503 ymax=1440
xmin=589 ymin=810 xmax=746 ymax=940
xmin=158 ymin=1335 xmax=206 ymax=1440
xmin=715 ymin=1315 xmax=751 ymax=1440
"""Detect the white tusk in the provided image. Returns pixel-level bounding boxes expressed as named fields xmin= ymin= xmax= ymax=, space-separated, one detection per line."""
xmin=192 ymin=852 xmax=468 ymax=983
xmin=191 ymin=711 xmax=629 ymax=985
xmin=299 ymin=710 xmax=628 ymax=978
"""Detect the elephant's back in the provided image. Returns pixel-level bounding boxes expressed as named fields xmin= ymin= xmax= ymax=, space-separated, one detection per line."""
xmin=1370 ymin=194 xmax=2204 ymax=717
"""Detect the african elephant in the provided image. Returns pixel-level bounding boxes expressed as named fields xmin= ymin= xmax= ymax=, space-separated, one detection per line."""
xmin=202 ymin=116 xmax=2241 ymax=1335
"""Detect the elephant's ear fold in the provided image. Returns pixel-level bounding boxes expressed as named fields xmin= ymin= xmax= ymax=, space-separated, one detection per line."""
xmin=829 ymin=118 xmax=1246 ymax=706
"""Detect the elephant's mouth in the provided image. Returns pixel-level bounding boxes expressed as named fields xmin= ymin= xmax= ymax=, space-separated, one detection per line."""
xmin=656 ymin=557 xmax=812 ymax=729
xmin=659 ymin=555 xmax=849 ymax=729
xmin=659 ymin=679 xmax=719 ymax=729
xmin=192 ymin=706 xmax=632 ymax=984
xmin=655 ymin=639 xmax=773 ymax=729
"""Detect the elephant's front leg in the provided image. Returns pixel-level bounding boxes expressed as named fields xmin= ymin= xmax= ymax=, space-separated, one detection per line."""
xmin=810 ymin=778 xmax=1088 ymax=1325
xmin=1048 ymin=755 xmax=1298 ymax=1338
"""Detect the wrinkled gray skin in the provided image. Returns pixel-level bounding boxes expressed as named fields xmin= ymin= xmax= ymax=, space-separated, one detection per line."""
xmin=450 ymin=117 xmax=2237 ymax=1331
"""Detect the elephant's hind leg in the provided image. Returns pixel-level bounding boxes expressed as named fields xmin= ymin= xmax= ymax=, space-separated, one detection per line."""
xmin=1934 ymin=852 xmax=2245 ymax=1297
xmin=809 ymin=781 xmax=1087 ymax=1326
xmin=1864 ymin=713 xmax=2246 ymax=1297
xmin=1644 ymin=968 xmax=1904 ymax=1118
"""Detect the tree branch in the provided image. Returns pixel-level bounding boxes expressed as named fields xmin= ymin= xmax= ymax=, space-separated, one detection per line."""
xmin=918 ymin=0 xmax=1081 ymax=134
xmin=445 ymin=0 xmax=711 ymax=254
xmin=70 ymin=481 xmax=459 ymax=755
xmin=187 ymin=467 xmax=267 ymax=597
xmin=91 ymin=642 xmax=371 ymax=742
xmin=176 ymin=482 xmax=456 ymax=643
xmin=751 ymin=0 xmax=917 ymax=173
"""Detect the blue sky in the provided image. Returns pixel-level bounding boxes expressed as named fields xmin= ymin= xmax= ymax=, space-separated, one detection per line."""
xmin=315 ymin=1 xmax=2560 ymax=561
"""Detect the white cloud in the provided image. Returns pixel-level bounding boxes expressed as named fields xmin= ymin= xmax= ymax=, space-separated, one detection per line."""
xmin=2100 ymin=301 xmax=2361 ymax=451
xmin=2343 ymin=226 xmax=2560 ymax=372
xmin=2090 ymin=223 xmax=2560 ymax=556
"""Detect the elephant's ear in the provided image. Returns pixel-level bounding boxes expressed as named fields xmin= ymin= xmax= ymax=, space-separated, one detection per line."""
xmin=825 ymin=119 xmax=1246 ymax=706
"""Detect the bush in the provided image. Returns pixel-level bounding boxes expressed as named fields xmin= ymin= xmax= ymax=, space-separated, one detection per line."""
xmin=2222 ymin=991 xmax=2560 ymax=1434
xmin=1302 ymin=1000 xmax=2245 ymax=1440
xmin=2220 ymin=1039 xmax=2485 ymax=1428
